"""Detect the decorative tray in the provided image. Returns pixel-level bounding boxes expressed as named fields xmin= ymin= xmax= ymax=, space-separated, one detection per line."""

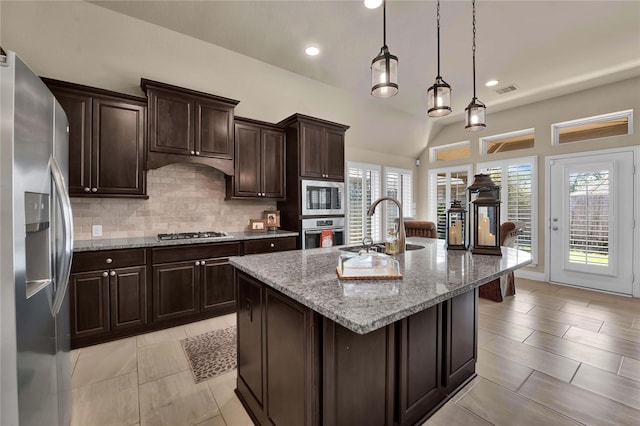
xmin=336 ymin=251 xmax=402 ymax=280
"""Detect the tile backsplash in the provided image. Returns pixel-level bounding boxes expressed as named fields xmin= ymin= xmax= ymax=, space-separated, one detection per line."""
xmin=71 ymin=163 xmax=276 ymax=240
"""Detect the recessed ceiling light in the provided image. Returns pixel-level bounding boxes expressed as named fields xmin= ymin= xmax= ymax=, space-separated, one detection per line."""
xmin=485 ymin=79 xmax=499 ymax=87
xmin=364 ymin=0 xmax=382 ymax=9
xmin=305 ymin=46 xmax=320 ymax=56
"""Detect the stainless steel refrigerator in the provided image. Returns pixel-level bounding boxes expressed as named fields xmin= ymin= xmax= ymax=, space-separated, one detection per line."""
xmin=1 ymin=48 xmax=74 ymax=426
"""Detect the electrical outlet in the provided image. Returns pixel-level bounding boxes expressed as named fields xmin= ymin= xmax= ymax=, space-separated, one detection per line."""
xmin=92 ymin=224 xmax=102 ymax=237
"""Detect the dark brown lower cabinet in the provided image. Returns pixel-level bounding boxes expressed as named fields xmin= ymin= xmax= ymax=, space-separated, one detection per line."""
xmin=202 ymin=259 xmax=236 ymax=312
xmin=152 ymin=261 xmax=200 ymax=322
xmin=110 ymin=266 xmax=147 ymax=331
xmin=235 ymin=271 xmax=478 ymax=426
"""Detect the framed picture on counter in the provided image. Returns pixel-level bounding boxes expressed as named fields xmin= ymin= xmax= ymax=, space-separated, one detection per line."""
xmin=264 ymin=210 xmax=281 ymax=228
xmin=249 ymin=219 xmax=267 ymax=232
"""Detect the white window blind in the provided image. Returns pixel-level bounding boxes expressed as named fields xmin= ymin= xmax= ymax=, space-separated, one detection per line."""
xmin=347 ymin=162 xmax=381 ymax=244
xmin=478 ymin=156 xmax=537 ymax=263
xmin=428 ymin=166 xmax=472 ymax=239
xmin=384 ymin=167 xmax=413 ymax=235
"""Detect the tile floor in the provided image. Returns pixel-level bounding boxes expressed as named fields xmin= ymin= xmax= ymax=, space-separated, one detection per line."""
xmin=70 ymin=279 xmax=640 ymax=425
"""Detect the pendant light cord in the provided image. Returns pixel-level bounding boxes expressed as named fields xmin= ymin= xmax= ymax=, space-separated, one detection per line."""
xmin=436 ymin=0 xmax=441 ymax=78
xmin=472 ymin=0 xmax=477 ymax=99
xmin=383 ymin=0 xmax=387 ymax=48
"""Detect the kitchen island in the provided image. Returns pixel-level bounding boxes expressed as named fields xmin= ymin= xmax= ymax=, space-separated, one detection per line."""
xmin=229 ymin=237 xmax=531 ymax=425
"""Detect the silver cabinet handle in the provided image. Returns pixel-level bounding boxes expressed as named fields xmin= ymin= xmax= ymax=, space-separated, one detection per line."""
xmin=84 ymin=187 xmax=90 ymax=192
xmin=106 ymin=258 xmax=113 ymax=264
xmin=195 ymin=151 xmax=200 ymax=156
xmin=257 ymin=193 xmax=261 ymax=197
xmin=110 ymin=271 xmax=116 ymax=277
xmin=91 ymin=188 xmax=97 ymax=192
xmin=190 ymin=150 xmax=195 ymax=155
xmin=201 ymin=260 xmax=206 ymax=266
xmin=195 ymin=261 xmax=200 ymax=266
xmin=102 ymin=271 xmax=108 ymax=277
xmin=270 ymin=243 xmax=275 ymax=248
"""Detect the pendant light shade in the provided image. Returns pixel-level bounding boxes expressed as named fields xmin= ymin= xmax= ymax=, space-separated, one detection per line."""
xmin=465 ymin=0 xmax=486 ymax=131
xmin=371 ymin=0 xmax=398 ymax=98
xmin=427 ymin=0 xmax=452 ymax=117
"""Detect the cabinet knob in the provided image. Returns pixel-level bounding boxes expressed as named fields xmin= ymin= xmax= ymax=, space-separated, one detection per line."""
xmin=84 ymin=187 xmax=91 ymax=193
xmin=102 ymin=271 xmax=108 ymax=277
xmin=105 ymin=258 xmax=113 ymax=264
xmin=110 ymin=271 xmax=116 ymax=277
xmin=195 ymin=261 xmax=201 ymax=266
xmin=201 ymin=260 xmax=206 ymax=266
xmin=190 ymin=150 xmax=195 ymax=155
xmin=195 ymin=151 xmax=200 ymax=156
xmin=91 ymin=188 xmax=98 ymax=193
xmin=270 ymin=243 xmax=275 ymax=248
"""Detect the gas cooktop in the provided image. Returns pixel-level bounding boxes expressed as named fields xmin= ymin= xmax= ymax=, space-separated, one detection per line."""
xmin=157 ymin=231 xmax=232 ymax=241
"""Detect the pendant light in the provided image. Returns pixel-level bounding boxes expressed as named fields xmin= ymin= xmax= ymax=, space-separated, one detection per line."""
xmin=465 ymin=0 xmax=486 ymax=131
xmin=427 ymin=0 xmax=451 ymax=117
xmin=371 ymin=0 xmax=398 ymax=98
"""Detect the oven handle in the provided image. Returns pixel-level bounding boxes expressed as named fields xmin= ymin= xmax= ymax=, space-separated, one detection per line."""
xmin=304 ymin=228 xmax=344 ymax=235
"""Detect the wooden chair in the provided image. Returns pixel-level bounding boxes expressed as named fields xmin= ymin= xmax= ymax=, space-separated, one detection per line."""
xmin=478 ymin=222 xmax=519 ymax=302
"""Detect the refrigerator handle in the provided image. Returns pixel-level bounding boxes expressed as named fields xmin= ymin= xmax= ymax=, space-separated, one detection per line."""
xmin=50 ymin=156 xmax=74 ymax=315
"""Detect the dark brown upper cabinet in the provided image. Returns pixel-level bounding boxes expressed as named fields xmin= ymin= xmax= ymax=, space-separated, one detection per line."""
xmin=43 ymin=78 xmax=147 ymax=198
xmin=226 ymin=117 xmax=286 ymax=200
xmin=141 ymin=79 xmax=239 ymax=175
xmin=279 ymin=113 xmax=349 ymax=181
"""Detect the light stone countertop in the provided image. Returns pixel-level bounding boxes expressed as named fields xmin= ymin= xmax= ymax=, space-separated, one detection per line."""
xmin=73 ymin=230 xmax=299 ymax=252
xmin=229 ymin=237 xmax=532 ymax=334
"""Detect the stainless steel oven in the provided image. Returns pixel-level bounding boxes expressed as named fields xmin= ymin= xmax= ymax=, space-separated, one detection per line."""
xmin=301 ymin=217 xmax=345 ymax=249
xmin=301 ymin=179 xmax=344 ymax=216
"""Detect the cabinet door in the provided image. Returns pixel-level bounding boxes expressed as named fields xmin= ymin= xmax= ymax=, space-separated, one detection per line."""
xmin=300 ymin=122 xmax=325 ymax=178
xmin=234 ymin=123 xmax=261 ymax=197
xmin=49 ymin=89 xmax=92 ymax=196
xmin=110 ymin=266 xmax=147 ymax=331
xmin=195 ymin=98 xmax=234 ymax=159
xmin=237 ymin=273 xmax=264 ymax=407
xmin=152 ymin=261 xmax=200 ymax=322
xmin=147 ymin=88 xmax=194 ymax=155
xmin=324 ymin=128 xmax=345 ymax=180
xmin=261 ymin=128 xmax=286 ymax=199
xmin=70 ymin=271 xmax=109 ymax=340
xmin=201 ymin=259 xmax=235 ymax=312
xmin=397 ymin=305 xmax=443 ymax=425
xmin=93 ymin=98 xmax=146 ymax=195
xmin=443 ymin=289 xmax=477 ymax=393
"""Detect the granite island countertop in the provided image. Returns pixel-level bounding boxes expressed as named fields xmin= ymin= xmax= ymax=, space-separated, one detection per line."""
xmin=73 ymin=230 xmax=298 ymax=252
xmin=229 ymin=237 xmax=531 ymax=334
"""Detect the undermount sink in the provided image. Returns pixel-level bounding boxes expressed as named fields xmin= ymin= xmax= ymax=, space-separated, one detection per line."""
xmin=339 ymin=243 xmax=424 ymax=253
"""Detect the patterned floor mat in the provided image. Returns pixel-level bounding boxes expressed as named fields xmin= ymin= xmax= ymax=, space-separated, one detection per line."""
xmin=181 ymin=325 xmax=236 ymax=383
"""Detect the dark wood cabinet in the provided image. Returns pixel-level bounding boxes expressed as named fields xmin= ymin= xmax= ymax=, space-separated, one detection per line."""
xmin=443 ymin=288 xmax=478 ymax=393
xmin=69 ymin=249 xmax=147 ymax=347
xmin=43 ymin=78 xmax=147 ymax=198
xmin=243 ymin=236 xmax=297 ymax=255
xmin=226 ymin=118 xmax=286 ymax=200
xmin=141 ymin=79 xmax=239 ymax=175
xmin=279 ymin=114 xmax=348 ymax=181
xmin=150 ymin=242 xmax=241 ymax=323
xmin=237 ymin=273 xmax=264 ymax=409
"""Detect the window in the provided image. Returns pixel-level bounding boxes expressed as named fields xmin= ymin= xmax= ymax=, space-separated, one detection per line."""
xmin=481 ymin=128 xmax=534 ymax=155
xmin=430 ymin=141 xmax=471 ymax=163
xmin=552 ymin=110 xmax=632 ymax=145
xmin=477 ymin=156 xmax=538 ymax=264
xmin=383 ymin=167 xmax=413 ymax=235
xmin=346 ymin=162 xmax=381 ymax=244
xmin=427 ymin=165 xmax=473 ymax=239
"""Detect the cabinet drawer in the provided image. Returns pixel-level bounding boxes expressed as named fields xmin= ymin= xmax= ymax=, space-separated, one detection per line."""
xmin=72 ymin=248 xmax=146 ymax=272
xmin=152 ymin=242 xmax=241 ymax=264
xmin=244 ymin=237 xmax=297 ymax=255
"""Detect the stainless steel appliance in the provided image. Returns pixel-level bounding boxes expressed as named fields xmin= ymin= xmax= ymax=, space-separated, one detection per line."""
xmin=157 ymin=231 xmax=232 ymax=241
xmin=301 ymin=179 xmax=344 ymax=216
xmin=1 ymin=49 xmax=73 ymax=426
xmin=301 ymin=217 xmax=345 ymax=249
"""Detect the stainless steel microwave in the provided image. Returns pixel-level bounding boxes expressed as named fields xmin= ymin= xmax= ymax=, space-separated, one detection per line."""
xmin=301 ymin=179 xmax=344 ymax=216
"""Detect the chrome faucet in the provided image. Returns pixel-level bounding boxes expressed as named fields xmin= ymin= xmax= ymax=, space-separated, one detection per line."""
xmin=367 ymin=196 xmax=406 ymax=254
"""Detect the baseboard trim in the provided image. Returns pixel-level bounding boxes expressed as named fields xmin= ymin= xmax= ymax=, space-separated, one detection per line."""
xmin=514 ymin=270 xmax=545 ymax=282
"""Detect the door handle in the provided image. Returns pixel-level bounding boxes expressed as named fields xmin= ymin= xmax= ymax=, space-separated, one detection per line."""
xmin=246 ymin=299 xmax=253 ymax=322
xmin=552 ymin=226 xmax=559 ymax=231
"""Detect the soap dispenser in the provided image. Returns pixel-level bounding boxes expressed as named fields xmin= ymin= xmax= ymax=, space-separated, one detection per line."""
xmin=385 ymin=225 xmax=399 ymax=255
